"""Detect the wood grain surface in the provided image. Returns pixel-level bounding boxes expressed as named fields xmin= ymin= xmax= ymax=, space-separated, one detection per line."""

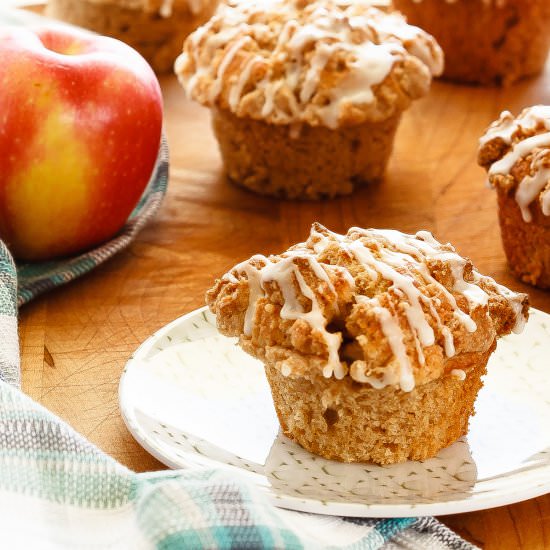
xmin=18 ymin=57 xmax=550 ymax=548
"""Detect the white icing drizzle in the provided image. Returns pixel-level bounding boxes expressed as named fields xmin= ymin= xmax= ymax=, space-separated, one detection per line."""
xmin=175 ymin=0 xmax=443 ymax=129
xmin=347 ymin=239 xmax=437 ymax=348
xmin=479 ymin=107 xmax=550 ymax=147
xmin=220 ymin=226 xmax=526 ymax=393
xmin=451 ymin=369 xmax=466 ymax=381
xmin=209 ymin=36 xmax=252 ymax=102
xmin=230 ymin=255 xmax=268 ymax=335
xmin=515 ymin=157 xmax=550 ymax=222
xmin=479 ymin=106 xmax=550 ymax=223
xmin=185 ymin=0 xmax=204 ymax=15
xmin=159 ymin=0 xmax=173 ymax=16
xmin=440 ymin=326 xmax=455 ymax=356
xmin=229 ymin=54 xmax=263 ymax=109
xmin=145 ymin=0 xmax=204 ymax=16
xmin=352 ymin=296 xmax=416 ymax=392
xmin=348 ymin=229 xmax=485 ymax=333
xmin=224 ymin=253 xmax=349 ymax=379
xmin=489 ymin=134 xmax=550 ymax=174
xmin=309 ymin=227 xmax=488 ymax=390
xmin=474 ymin=272 xmax=527 ymax=335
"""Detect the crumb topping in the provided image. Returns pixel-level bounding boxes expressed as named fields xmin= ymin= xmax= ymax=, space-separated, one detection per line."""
xmin=175 ymin=0 xmax=443 ymax=128
xmin=207 ymin=224 xmax=528 ymax=392
xmin=478 ymin=105 xmax=550 ymax=223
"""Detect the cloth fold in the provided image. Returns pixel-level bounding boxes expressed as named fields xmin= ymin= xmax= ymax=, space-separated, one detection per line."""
xmin=0 ymin=241 xmax=19 ymax=387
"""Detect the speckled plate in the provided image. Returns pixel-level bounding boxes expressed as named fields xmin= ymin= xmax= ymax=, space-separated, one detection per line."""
xmin=119 ymin=307 xmax=550 ymax=517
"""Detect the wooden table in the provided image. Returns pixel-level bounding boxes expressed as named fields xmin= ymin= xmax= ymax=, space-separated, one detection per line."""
xmin=18 ymin=47 xmax=550 ymax=548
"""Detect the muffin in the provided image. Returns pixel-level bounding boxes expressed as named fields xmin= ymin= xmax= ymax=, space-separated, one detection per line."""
xmin=478 ymin=106 xmax=550 ymax=288
xmin=392 ymin=0 xmax=550 ymax=85
xmin=46 ymin=0 xmax=219 ymax=73
xmin=175 ymin=0 xmax=443 ymax=199
xmin=206 ymin=223 xmax=528 ymax=464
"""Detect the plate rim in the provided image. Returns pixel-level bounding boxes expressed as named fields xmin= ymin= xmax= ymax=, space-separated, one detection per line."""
xmin=119 ymin=306 xmax=550 ymax=518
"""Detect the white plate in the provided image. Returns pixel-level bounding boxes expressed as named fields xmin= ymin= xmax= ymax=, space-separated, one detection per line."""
xmin=119 ymin=306 xmax=550 ymax=517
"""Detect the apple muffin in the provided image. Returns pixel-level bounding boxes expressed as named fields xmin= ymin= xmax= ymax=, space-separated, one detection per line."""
xmin=206 ymin=224 xmax=528 ymax=464
xmin=478 ymin=106 xmax=550 ymax=288
xmin=175 ymin=0 xmax=443 ymax=199
xmin=46 ymin=0 xmax=219 ymax=73
xmin=392 ymin=0 xmax=550 ymax=85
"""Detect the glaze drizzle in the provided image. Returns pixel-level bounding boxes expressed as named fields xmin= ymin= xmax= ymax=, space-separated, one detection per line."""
xmin=479 ymin=106 xmax=550 ymax=222
xmin=219 ymin=225 xmax=526 ymax=392
xmin=176 ymin=0 xmax=443 ymax=129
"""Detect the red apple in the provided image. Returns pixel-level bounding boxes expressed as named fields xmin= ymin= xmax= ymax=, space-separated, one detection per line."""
xmin=0 ymin=25 xmax=163 ymax=261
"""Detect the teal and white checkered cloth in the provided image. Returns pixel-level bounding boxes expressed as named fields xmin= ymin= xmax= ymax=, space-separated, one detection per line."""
xmin=0 ymin=150 xmax=475 ymax=550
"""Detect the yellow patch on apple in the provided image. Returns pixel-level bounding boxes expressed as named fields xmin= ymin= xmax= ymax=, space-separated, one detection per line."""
xmin=7 ymin=108 xmax=92 ymax=258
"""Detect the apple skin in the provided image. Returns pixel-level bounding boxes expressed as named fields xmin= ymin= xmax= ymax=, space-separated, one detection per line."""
xmin=0 ymin=26 xmax=163 ymax=261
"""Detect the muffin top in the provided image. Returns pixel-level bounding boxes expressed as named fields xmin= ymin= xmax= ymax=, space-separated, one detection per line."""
xmin=207 ymin=224 xmax=528 ymax=392
xmin=478 ymin=105 xmax=550 ymax=223
xmin=175 ymin=0 xmax=443 ymax=128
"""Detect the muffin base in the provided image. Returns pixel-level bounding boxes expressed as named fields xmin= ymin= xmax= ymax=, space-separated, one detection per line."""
xmin=497 ymin=187 xmax=550 ymax=288
xmin=264 ymin=353 xmax=491 ymax=465
xmin=211 ymin=108 xmax=401 ymax=200
xmin=46 ymin=0 xmax=218 ymax=73
xmin=393 ymin=0 xmax=550 ymax=86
